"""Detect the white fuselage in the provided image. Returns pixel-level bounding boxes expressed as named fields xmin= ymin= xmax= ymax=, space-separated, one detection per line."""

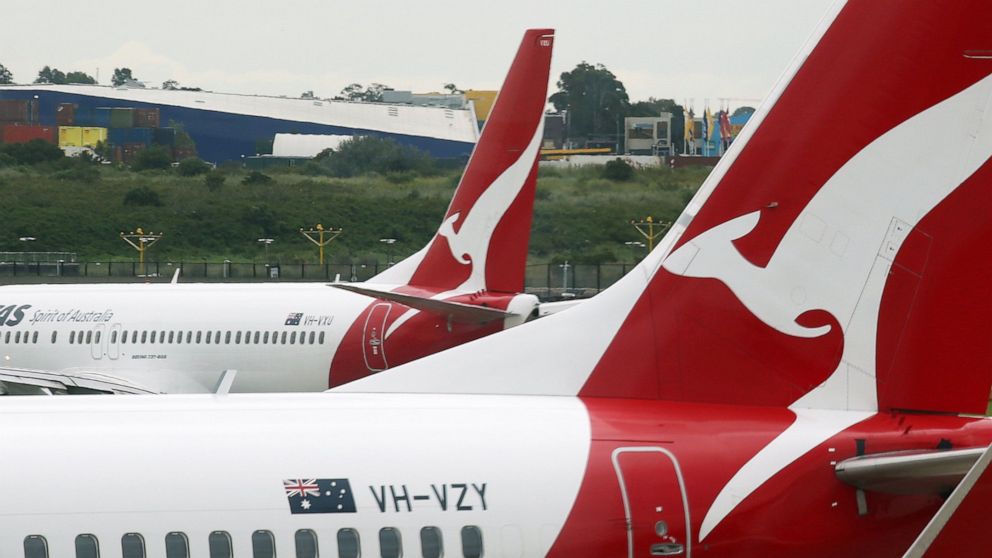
xmin=0 ymin=392 xmax=590 ymax=557
xmin=0 ymin=283 xmax=374 ymax=392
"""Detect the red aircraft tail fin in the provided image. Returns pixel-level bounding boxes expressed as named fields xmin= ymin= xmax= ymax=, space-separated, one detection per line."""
xmin=369 ymin=29 xmax=553 ymax=294
xmin=341 ymin=2 xmax=992 ymax=418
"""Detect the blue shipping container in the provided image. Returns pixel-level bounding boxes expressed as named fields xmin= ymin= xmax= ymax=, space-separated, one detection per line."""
xmin=108 ymin=127 xmax=153 ymax=146
xmin=75 ymin=107 xmax=112 ymax=128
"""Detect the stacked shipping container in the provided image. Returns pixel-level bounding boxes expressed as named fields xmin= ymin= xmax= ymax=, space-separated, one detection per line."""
xmin=0 ymin=99 xmax=54 ymax=145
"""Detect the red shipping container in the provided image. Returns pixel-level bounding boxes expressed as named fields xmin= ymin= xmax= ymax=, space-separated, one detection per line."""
xmin=0 ymin=124 xmax=56 ymax=144
xmin=0 ymin=99 xmax=30 ymax=123
xmin=132 ymin=108 xmax=160 ymax=128
xmin=56 ymin=103 xmax=76 ymax=126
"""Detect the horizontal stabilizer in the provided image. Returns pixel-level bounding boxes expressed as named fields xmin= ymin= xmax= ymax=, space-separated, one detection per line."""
xmin=836 ymin=447 xmax=986 ymax=495
xmin=903 ymin=443 xmax=992 ymax=557
xmin=330 ymin=283 xmax=514 ymax=324
xmin=0 ymin=367 xmax=158 ymax=395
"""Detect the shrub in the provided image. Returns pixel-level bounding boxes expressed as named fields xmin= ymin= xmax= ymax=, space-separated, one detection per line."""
xmin=205 ymin=171 xmax=226 ymax=191
xmin=131 ymin=146 xmax=172 ymax=171
xmin=123 ymin=186 xmax=163 ymax=207
xmin=177 ymin=157 xmax=211 ymax=176
xmin=242 ymin=170 xmax=273 ymax=185
xmin=602 ymin=158 xmax=635 ymax=181
xmin=0 ymin=140 xmax=64 ymax=165
xmin=53 ymin=164 xmax=100 ymax=183
xmin=317 ymin=136 xmax=435 ymax=177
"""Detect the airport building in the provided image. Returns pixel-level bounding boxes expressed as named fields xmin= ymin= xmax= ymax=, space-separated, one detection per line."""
xmin=0 ymin=85 xmax=480 ymax=163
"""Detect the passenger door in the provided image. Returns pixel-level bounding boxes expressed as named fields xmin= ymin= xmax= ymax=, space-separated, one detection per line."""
xmin=108 ymin=323 xmax=121 ymax=360
xmin=91 ymin=324 xmax=105 ymax=360
xmin=612 ymin=446 xmax=691 ymax=558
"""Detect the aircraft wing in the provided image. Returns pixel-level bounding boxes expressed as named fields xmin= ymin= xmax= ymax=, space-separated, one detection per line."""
xmin=329 ymin=284 xmax=515 ymax=324
xmin=0 ymin=366 xmax=158 ymax=395
xmin=902 ymin=443 xmax=992 ymax=557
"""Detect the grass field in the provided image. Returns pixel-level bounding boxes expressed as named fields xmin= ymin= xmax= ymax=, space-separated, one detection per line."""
xmin=0 ymin=162 xmax=712 ymax=264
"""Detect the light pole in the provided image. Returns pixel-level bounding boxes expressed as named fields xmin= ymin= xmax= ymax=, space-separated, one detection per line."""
xmin=629 ymin=216 xmax=670 ymax=252
xmin=624 ymin=240 xmax=646 ymax=262
xmin=120 ymin=228 xmax=163 ymax=276
xmin=379 ymin=238 xmax=396 ymax=267
xmin=257 ymin=238 xmax=274 ymax=261
xmin=300 ymin=224 xmax=342 ymax=265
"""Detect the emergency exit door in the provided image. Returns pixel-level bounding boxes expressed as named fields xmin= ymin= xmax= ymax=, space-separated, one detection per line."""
xmin=612 ymin=447 xmax=691 ymax=558
xmin=362 ymin=303 xmax=391 ymax=372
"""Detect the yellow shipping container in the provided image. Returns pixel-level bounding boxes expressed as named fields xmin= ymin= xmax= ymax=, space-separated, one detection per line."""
xmin=81 ymin=127 xmax=108 ymax=148
xmin=465 ymin=90 xmax=498 ymax=123
xmin=58 ymin=126 xmax=83 ymax=148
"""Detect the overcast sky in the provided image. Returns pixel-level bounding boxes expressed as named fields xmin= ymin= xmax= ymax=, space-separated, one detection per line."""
xmin=5 ymin=1 xmax=835 ymax=111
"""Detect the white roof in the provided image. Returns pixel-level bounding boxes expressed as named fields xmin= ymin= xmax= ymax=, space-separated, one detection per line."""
xmin=0 ymin=84 xmax=479 ymax=143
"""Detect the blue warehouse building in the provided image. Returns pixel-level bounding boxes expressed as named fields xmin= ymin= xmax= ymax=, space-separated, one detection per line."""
xmin=0 ymin=85 xmax=479 ymax=163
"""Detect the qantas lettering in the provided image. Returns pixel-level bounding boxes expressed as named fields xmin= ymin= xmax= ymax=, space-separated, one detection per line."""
xmin=0 ymin=304 xmax=30 ymax=326
xmin=27 ymin=307 xmax=113 ymax=325
xmin=369 ymin=482 xmax=488 ymax=513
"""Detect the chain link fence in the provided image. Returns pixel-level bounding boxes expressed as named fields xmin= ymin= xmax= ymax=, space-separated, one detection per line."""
xmin=0 ymin=261 xmax=639 ymax=299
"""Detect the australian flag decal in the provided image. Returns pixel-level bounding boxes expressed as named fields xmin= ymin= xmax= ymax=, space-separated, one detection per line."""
xmin=285 ymin=313 xmax=303 ymax=326
xmin=284 ymin=478 xmax=357 ymax=514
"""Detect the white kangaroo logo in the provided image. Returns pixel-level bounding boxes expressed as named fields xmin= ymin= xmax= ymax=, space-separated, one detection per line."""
xmin=436 ymin=121 xmax=544 ymax=292
xmin=685 ymin=73 xmax=992 ymax=541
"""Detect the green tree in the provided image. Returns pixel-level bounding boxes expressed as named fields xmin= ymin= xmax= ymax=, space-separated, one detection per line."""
xmin=112 ymin=67 xmax=135 ymax=87
xmin=339 ymin=83 xmax=389 ymax=102
xmin=443 ymin=83 xmax=463 ymax=94
xmin=162 ymin=79 xmax=179 ymax=90
xmin=123 ymin=186 xmax=163 ymax=207
xmin=0 ymin=63 xmax=13 ymax=84
xmin=177 ymin=158 xmax=211 ymax=176
xmin=549 ymin=62 xmax=630 ymax=142
xmin=35 ymin=66 xmax=67 ymax=84
xmin=131 ymin=146 xmax=172 ymax=171
xmin=65 ymin=71 xmax=96 ymax=85
xmin=732 ymin=106 xmax=756 ymax=118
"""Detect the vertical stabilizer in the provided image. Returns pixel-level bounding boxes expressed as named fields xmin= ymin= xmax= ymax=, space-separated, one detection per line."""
xmin=369 ymin=29 xmax=553 ymax=294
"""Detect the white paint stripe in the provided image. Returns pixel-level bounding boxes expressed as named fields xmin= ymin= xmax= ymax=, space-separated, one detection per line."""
xmin=699 ymin=409 xmax=872 ymax=541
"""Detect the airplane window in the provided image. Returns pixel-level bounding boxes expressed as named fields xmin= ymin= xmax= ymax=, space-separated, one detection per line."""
xmin=160 ymin=331 xmax=166 ymax=343
xmin=15 ymin=331 xmax=21 ymax=343
xmin=165 ymin=532 xmax=189 ymax=558
xmin=380 ymin=527 xmax=402 ymax=558
xmin=186 ymin=331 xmax=193 ymax=344
xmin=24 ymin=535 xmax=48 ymax=558
xmin=319 ymin=331 xmax=326 ymax=344
xmin=69 ymin=331 xmax=75 ymax=344
xmin=122 ymin=331 xmax=128 ymax=344
xmin=235 ymin=331 xmax=242 ymax=344
xmin=176 ymin=331 xmax=182 ymax=344
xmin=32 ymin=331 xmax=38 ymax=344
xmin=85 ymin=330 xmax=92 ymax=344
xmin=290 ymin=331 xmax=297 ymax=344
xmin=281 ymin=331 xmax=288 ymax=344
xmin=141 ymin=331 xmax=147 ymax=344
xmin=309 ymin=331 xmax=316 ymax=345
xmin=337 ymin=529 xmax=360 ymax=558
xmin=460 ymin=527 xmax=483 ymax=558
xmin=253 ymin=331 xmax=260 ymax=344
xmin=94 ymin=330 xmax=100 ymax=344
xmin=132 ymin=330 xmax=138 ymax=344
xmin=196 ymin=331 xmax=202 ymax=344
xmin=75 ymin=534 xmax=99 ymax=558
xmin=420 ymin=527 xmax=442 ymax=558
xmin=168 ymin=331 xmax=175 ymax=344
xmin=150 ymin=331 xmax=156 ymax=344
xmin=215 ymin=330 xmax=221 ymax=344
xmin=252 ymin=530 xmax=276 ymax=558
xmin=224 ymin=331 xmax=231 ymax=344
xmin=121 ymin=533 xmax=145 ymax=558
xmin=295 ymin=529 xmax=318 ymax=558
xmin=206 ymin=331 xmax=212 ymax=344
xmin=208 ymin=531 xmax=233 ymax=558
xmin=263 ymin=331 xmax=270 ymax=344
xmin=51 ymin=331 xmax=58 ymax=344
xmin=111 ymin=330 xmax=117 ymax=344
